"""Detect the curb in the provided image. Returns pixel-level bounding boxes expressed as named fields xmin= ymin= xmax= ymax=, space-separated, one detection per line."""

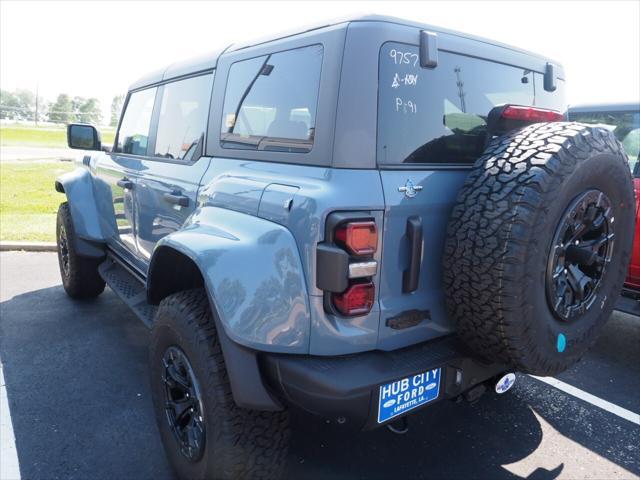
xmin=0 ymin=242 xmax=57 ymax=252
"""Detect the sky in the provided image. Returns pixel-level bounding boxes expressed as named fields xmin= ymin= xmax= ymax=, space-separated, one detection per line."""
xmin=1 ymin=0 xmax=639 ymax=122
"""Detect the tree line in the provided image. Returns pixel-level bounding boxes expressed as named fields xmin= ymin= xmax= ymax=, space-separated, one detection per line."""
xmin=0 ymin=89 xmax=124 ymax=126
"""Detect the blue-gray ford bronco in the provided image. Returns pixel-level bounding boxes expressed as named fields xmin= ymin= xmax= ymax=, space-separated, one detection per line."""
xmin=55 ymin=15 xmax=635 ymax=480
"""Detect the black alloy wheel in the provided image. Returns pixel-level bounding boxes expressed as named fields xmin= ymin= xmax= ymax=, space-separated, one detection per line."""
xmin=58 ymin=223 xmax=70 ymax=279
xmin=162 ymin=346 xmax=206 ymax=462
xmin=546 ymin=189 xmax=615 ymax=321
xmin=150 ymin=289 xmax=291 ymax=479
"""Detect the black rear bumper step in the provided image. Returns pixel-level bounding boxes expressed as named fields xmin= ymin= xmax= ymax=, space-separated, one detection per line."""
xmin=261 ymin=335 xmax=506 ymax=430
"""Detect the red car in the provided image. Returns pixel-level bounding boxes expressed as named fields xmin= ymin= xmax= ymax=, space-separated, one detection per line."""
xmin=568 ymin=103 xmax=640 ymax=315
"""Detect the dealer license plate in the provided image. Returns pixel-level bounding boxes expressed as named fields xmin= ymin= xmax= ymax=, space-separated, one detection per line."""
xmin=377 ymin=368 xmax=441 ymax=423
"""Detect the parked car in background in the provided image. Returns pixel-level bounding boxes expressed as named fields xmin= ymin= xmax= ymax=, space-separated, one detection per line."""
xmin=568 ymin=103 xmax=640 ymax=315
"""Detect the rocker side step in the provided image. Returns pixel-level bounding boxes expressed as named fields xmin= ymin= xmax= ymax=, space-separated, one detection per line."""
xmin=98 ymin=257 xmax=157 ymax=328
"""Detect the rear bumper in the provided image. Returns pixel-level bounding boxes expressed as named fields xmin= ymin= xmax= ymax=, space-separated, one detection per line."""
xmin=261 ymin=335 xmax=506 ymax=430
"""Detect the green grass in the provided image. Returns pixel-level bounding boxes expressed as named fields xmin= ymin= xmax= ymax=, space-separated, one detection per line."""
xmin=0 ymin=124 xmax=115 ymax=148
xmin=1 ymin=124 xmax=114 ymax=241
xmin=0 ymin=162 xmax=75 ymax=241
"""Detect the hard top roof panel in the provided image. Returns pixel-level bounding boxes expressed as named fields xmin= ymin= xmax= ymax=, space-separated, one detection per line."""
xmin=129 ymin=14 xmax=564 ymax=92
xmin=227 ymin=14 xmax=561 ymax=64
xmin=128 ymin=46 xmax=228 ymax=92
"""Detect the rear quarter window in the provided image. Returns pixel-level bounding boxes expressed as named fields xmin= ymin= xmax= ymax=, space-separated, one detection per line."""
xmin=220 ymin=44 xmax=323 ymax=154
xmin=377 ymin=42 xmax=565 ymax=165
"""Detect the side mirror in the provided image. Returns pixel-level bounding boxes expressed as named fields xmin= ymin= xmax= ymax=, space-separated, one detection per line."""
xmin=67 ymin=123 xmax=101 ymax=150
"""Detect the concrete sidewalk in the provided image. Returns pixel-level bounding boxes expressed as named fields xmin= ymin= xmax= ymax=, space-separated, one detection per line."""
xmin=0 ymin=242 xmax=56 ymax=252
xmin=0 ymin=146 xmax=79 ymax=162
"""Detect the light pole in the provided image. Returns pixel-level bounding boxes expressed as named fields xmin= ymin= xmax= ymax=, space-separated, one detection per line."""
xmin=454 ymin=67 xmax=466 ymax=113
xmin=35 ymin=81 xmax=39 ymax=126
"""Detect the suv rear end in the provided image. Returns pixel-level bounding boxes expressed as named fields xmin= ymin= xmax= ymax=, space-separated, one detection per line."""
xmin=312 ymin=18 xmax=565 ymax=352
xmin=261 ymin=18 xmax=568 ymax=428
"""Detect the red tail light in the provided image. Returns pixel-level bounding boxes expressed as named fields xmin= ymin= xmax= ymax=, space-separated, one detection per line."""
xmin=335 ymin=221 xmax=378 ymax=256
xmin=332 ymin=282 xmax=375 ymax=316
xmin=501 ymin=105 xmax=564 ymax=122
xmin=318 ymin=214 xmax=378 ymax=317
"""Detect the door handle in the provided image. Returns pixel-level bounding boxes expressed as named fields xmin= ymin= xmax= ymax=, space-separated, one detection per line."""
xmin=117 ymin=178 xmax=133 ymax=189
xmin=403 ymin=216 xmax=423 ymax=293
xmin=163 ymin=192 xmax=189 ymax=207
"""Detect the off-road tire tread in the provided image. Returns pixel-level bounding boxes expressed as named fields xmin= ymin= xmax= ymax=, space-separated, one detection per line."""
xmin=151 ymin=288 xmax=290 ymax=480
xmin=443 ymin=122 xmax=634 ymax=375
xmin=56 ymin=202 xmax=105 ymax=298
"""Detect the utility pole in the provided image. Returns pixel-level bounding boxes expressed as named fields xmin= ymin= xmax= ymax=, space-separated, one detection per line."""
xmin=454 ymin=67 xmax=466 ymax=113
xmin=35 ymin=81 xmax=39 ymax=127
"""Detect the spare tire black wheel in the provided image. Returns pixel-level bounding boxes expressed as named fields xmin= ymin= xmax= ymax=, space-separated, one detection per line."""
xmin=443 ymin=122 xmax=635 ymax=376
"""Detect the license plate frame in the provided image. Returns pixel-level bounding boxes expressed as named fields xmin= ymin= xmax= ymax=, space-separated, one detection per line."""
xmin=377 ymin=367 xmax=442 ymax=423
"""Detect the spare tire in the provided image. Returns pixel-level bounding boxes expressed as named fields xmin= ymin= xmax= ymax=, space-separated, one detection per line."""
xmin=443 ymin=122 xmax=635 ymax=376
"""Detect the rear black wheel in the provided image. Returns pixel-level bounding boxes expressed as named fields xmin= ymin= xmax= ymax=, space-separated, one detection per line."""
xmin=161 ymin=345 xmax=206 ymax=462
xmin=149 ymin=289 xmax=290 ymax=480
xmin=56 ymin=202 xmax=105 ymax=299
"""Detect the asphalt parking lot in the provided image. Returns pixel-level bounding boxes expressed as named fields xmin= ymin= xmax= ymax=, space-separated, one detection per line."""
xmin=1 ymin=252 xmax=639 ymax=480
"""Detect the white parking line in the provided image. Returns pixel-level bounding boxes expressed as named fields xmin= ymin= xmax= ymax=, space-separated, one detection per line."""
xmin=0 ymin=361 xmax=21 ymax=480
xmin=530 ymin=375 xmax=640 ymax=426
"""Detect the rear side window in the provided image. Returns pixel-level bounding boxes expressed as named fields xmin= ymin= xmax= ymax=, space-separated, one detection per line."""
xmin=220 ymin=44 xmax=323 ymax=153
xmin=567 ymin=109 xmax=640 ymax=176
xmin=116 ymin=87 xmax=157 ymax=155
xmin=154 ymin=73 xmax=213 ymax=162
xmin=377 ymin=42 xmax=565 ymax=165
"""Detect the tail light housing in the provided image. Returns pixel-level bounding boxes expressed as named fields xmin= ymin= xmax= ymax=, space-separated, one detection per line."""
xmin=316 ymin=212 xmax=379 ymax=317
xmin=334 ymin=221 xmax=378 ymax=256
xmin=332 ymin=282 xmax=375 ymax=316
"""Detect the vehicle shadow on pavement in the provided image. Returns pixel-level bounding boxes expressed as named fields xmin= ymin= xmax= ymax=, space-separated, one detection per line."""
xmin=285 ymin=396 xmax=557 ymax=480
xmin=0 ymin=285 xmax=173 ymax=480
xmin=1 ymin=285 xmax=638 ymax=480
